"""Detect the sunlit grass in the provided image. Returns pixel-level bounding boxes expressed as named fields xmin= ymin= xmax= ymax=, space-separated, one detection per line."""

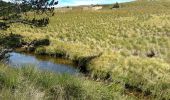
xmin=1 ymin=0 xmax=170 ymax=99
xmin=0 ymin=64 xmax=136 ymax=100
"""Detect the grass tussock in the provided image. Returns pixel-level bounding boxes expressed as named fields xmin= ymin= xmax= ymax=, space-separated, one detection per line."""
xmin=0 ymin=64 xmax=136 ymax=100
xmin=88 ymin=51 xmax=170 ymax=99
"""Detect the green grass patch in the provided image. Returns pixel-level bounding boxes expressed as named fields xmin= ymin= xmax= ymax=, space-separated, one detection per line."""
xmin=0 ymin=64 xmax=136 ymax=100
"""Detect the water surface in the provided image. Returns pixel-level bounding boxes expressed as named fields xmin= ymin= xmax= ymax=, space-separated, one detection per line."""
xmin=5 ymin=52 xmax=79 ymax=74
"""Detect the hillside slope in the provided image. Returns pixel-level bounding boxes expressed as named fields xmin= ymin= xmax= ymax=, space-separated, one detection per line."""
xmin=1 ymin=0 xmax=170 ymax=99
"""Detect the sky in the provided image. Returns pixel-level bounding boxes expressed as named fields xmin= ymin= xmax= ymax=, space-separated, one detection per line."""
xmin=58 ymin=0 xmax=134 ymax=7
xmin=2 ymin=0 xmax=134 ymax=7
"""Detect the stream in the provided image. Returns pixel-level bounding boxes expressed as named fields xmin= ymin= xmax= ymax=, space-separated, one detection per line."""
xmin=4 ymin=52 xmax=79 ymax=75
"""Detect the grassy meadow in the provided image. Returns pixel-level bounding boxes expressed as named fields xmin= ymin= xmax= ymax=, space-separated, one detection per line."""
xmin=0 ymin=64 xmax=135 ymax=100
xmin=1 ymin=0 xmax=170 ymax=99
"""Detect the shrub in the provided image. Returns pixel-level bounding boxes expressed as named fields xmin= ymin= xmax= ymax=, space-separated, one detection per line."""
xmin=112 ymin=2 xmax=120 ymax=9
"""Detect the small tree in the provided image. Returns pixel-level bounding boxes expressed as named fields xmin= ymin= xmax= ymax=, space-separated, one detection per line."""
xmin=0 ymin=0 xmax=59 ymax=29
xmin=0 ymin=0 xmax=59 ymax=58
xmin=112 ymin=2 xmax=120 ymax=9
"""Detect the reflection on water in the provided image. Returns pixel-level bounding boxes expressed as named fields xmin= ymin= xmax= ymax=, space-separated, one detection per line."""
xmin=6 ymin=52 xmax=79 ymax=74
